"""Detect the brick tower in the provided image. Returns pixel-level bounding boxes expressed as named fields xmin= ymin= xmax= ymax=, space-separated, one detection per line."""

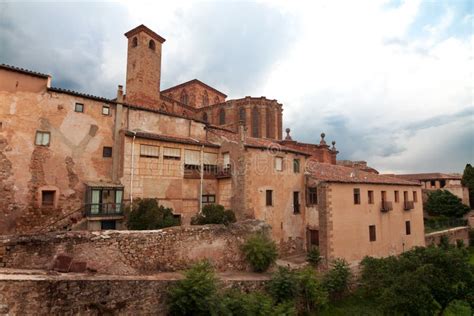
xmin=124 ymin=25 xmax=165 ymax=108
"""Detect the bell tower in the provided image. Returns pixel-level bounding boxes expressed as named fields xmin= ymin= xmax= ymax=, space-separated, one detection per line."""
xmin=124 ymin=24 xmax=165 ymax=108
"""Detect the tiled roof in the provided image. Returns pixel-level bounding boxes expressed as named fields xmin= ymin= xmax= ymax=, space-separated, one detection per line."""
xmin=161 ymin=79 xmax=227 ymax=97
xmin=244 ymin=137 xmax=311 ymax=156
xmin=391 ymin=173 xmax=462 ymax=181
xmin=0 ymin=63 xmax=49 ymax=78
xmin=124 ymin=130 xmax=220 ymax=148
xmin=124 ymin=24 xmax=166 ymax=43
xmin=49 ymin=87 xmax=112 ymax=103
xmin=308 ymin=160 xmax=420 ymax=185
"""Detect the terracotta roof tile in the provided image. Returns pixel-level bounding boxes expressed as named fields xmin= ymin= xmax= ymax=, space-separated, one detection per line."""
xmin=390 ymin=173 xmax=462 ymax=181
xmin=0 ymin=63 xmax=49 ymax=78
xmin=49 ymin=87 xmax=112 ymax=102
xmin=244 ymin=137 xmax=311 ymax=156
xmin=124 ymin=130 xmax=220 ymax=148
xmin=161 ymin=79 xmax=227 ymax=97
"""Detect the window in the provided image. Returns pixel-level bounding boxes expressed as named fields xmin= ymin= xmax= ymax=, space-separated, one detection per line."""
xmin=413 ymin=191 xmax=418 ymax=202
xmin=35 ymin=131 xmax=50 ymax=146
xmin=430 ymin=180 xmax=436 ymax=187
xmin=368 ymin=190 xmax=374 ymax=204
xmin=219 ymin=109 xmax=226 ymax=125
xmin=132 ymin=37 xmax=138 ymax=47
xmin=163 ymin=147 xmax=181 ymax=160
xmin=202 ymin=195 xmax=216 ymax=205
xmin=203 ymin=152 xmax=218 ymax=173
xmin=41 ymin=190 xmax=55 ymax=206
xmin=101 ymin=220 xmax=116 ymax=230
xmin=293 ymin=191 xmax=300 ymax=214
xmin=223 ymin=153 xmax=230 ymax=169
xmin=0 ymin=122 xmax=3 ymax=131
xmin=394 ymin=190 xmax=399 ymax=203
xmin=202 ymin=112 xmax=208 ymax=122
xmin=405 ymin=221 xmax=411 ymax=235
xmin=149 ymin=39 xmax=155 ymax=50
xmin=309 ymin=229 xmax=319 ymax=247
xmin=75 ymin=103 xmax=84 ymax=113
xmin=293 ymin=159 xmax=300 ymax=173
xmin=103 ymin=146 xmax=112 ymax=158
xmin=381 ymin=191 xmax=387 ymax=202
xmin=87 ymin=187 xmax=123 ymax=215
xmin=266 ymin=190 xmax=273 ymax=206
xmin=184 ymin=149 xmax=200 ymax=169
xmin=140 ymin=144 xmax=159 ymax=158
xmin=180 ymin=90 xmax=188 ymax=105
xmin=369 ymin=225 xmax=376 ymax=241
xmin=252 ymin=107 xmax=259 ymax=137
xmin=239 ymin=107 xmax=246 ymax=124
xmin=440 ymin=180 xmax=446 ymax=188
xmin=403 ymin=191 xmax=408 ymax=202
xmin=202 ymin=91 xmax=209 ymax=107
xmin=275 ymin=157 xmax=283 ymax=171
xmin=308 ymin=187 xmax=318 ymax=205
xmin=102 ymin=105 xmax=110 ymax=116
xmin=266 ymin=108 xmax=274 ymax=138
xmin=353 ymin=188 xmax=361 ymax=204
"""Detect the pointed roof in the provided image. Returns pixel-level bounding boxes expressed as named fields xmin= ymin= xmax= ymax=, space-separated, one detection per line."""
xmin=124 ymin=24 xmax=166 ymax=43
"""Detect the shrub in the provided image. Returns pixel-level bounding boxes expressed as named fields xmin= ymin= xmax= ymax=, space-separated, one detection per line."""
xmin=306 ymin=247 xmax=322 ymax=267
xmin=191 ymin=204 xmax=236 ymax=225
xmin=425 ymin=190 xmax=470 ymax=218
xmin=241 ymin=233 xmax=278 ymax=272
xmin=439 ymin=235 xmax=451 ymax=249
xmin=220 ymin=290 xmax=274 ymax=316
xmin=267 ymin=267 xmax=299 ymax=303
xmin=167 ymin=261 xmax=220 ymax=316
xmin=127 ymin=198 xmax=179 ymax=230
xmin=271 ymin=300 xmax=298 ymax=316
xmin=297 ymin=267 xmax=328 ymax=313
xmin=322 ymin=258 xmax=351 ymax=299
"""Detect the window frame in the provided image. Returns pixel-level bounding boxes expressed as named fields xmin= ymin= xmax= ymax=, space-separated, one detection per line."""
xmin=266 ymin=190 xmax=273 ymax=206
xmin=369 ymin=225 xmax=376 ymax=242
xmin=102 ymin=105 xmax=110 ymax=116
xmin=413 ymin=191 xmax=418 ymax=203
xmin=307 ymin=187 xmax=318 ymax=205
xmin=405 ymin=221 xmax=411 ymax=235
xmin=353 ymin=188 xmax=361 ymax=205
xmin=102 ymin=146 xmax=112 ymax=158
xmin=163 ymin=147 xmax=181 ymax=160
xmin=35 ymin=131 xmax=51 ymax=147
xmin=368 ymin=190 xmax=374 ymax=204
xmin=140 ymin=144 xmax=159 ymax=158
xmin=293 ymin=191 xmax=300 ymax=214
xmin=41 ymin=190 xmax=56 ymax=206
xmin=202 ymin=194 xmax=216 ymax=205
xmin=75 ymin=103 xmax=84 ymax=113
xmin=275 ymin=157 xmax=283 ymax=172
xmin=293 ymin=159 xmax=300 ymax=173
xmin=394 ymin=190 xmax=400 ymax=203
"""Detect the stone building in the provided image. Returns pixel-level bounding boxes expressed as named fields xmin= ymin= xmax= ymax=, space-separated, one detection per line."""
xmin=0 ymin=24 xmax=425 ymax=262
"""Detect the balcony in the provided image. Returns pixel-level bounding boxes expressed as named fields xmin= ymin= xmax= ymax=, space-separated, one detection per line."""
xmin=380 ymin=201 xmax=393 ymax=212
xmin=404 ymin=201 xmax=414 ymax=211
xmin=85 ymin=203 xmax=124 ymax=217
xmin=216 ymin=166 xmax=232 ymax=179
xmin=184 ymin=165 xmax=232 ymax=179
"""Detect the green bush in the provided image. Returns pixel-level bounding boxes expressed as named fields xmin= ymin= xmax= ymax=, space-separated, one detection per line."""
xmin=241 ymin=233 xmax=278 ymax=272
xmin=267 ymin=267 xmax=299 ymax=303
xmin=425 ymin=190 xmax=470 ymax=218
xmin=306 ymin=247 xmax=322 ymax=267
xmin=322 ymin=258 xmax=351 ymax=299
xmin=297 ymin=267 xmax=328 ymax=313
xmin=167 ymin=261 xmax=220 ymax=316
xmin=191 ymin=204 xmax=236 ymax=225
xmin=219 ymin=290 xmax=274 ymax=316
xmin=271 ymin=300 xmax=298 ymax=316
xmin=127 ymin=198 xmax=179 ymax=230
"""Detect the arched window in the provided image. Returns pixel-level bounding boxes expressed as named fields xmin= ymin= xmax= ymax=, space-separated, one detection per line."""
xmin=214 ymin=96 xmax=220 ymax=104
xmin=266 ymin=108 xmax=274 ymax=138
xmin=202 ymin=91 xmax=209 ymax=107
xmin=239 ymin=107 xmax=246 ymax=124
xmin=180 ymin=90 xmax=188 ymax=105
xmin=202 ymin=112 xmax=208 ymax=122
xmin=219 ymin=108 xmax=226 ymax=125
xmin=252 ymin=107 xmax=259 ymax=137
xmin=132 ymin=37 xmax=138 ymax=47
xmin=149 ymin=39 xmax=155 ymax=50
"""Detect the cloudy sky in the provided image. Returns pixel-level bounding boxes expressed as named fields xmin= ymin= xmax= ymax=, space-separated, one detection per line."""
xmin=1 ymin=0 xmax=472 ymax=173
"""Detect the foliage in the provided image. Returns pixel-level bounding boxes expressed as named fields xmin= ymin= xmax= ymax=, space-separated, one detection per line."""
xmin=267 ymin=266 xmax=299 ymax=303
xmin=425 ymin=190 xmax=470 ymax=218
xmin=167 ymin=261 xmax=220 ymax=316
xmin=190 ymin=204 xmax=236 ymax=226
xmin=439 ymin=235 xmax=451 ymax=250
xmin=271 ymin=300 xmax=298 ymax=316
xmin=322 ymin=258 xmax=351 ymax=299
xmin=462 ymin=163 xmax=474 ymax=209
xmin=306 ymin=247 xmax=322 ymax=267
xmin=297 ymin=267 xmax=328 ymax=313
xmin=470 ymin=229 xmax=474 ymax=246
xmin=126 ymin=198 xmax=179 ymax=230
xmin=241 ymin=233 xmax=278 ymax=272
xmin=219 ymin=290 xmax=274 ymax=316
xmin=359 ymin=246 xmax=474 ymax=315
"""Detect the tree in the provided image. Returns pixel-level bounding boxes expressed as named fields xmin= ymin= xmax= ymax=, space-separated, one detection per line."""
xmin=219 ymin=290 xmax=274 ymax=316
xmin=297 ymin=267 xmax=328 ymax=313
xmin=322 ymin=258 xmax=352 ymax=299
xmin=241 ymin=233 xmax=278 ymax=272
xmin=462 ymin=164 xmax=474 ymax=209
xmin=306 ymin=247 xmax=322 ymax=267
xmin=127 ymin=198 xmax=179 ymax=230
xmin=267 ymin=266 xmax=299 ymax=304
xmin=191 ymin=204 xmax=236 ymax=225
xmin=425 ymin=190 xmax=470 ymax=218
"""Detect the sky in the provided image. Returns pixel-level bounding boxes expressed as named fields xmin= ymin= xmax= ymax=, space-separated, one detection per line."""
xmin=0 ymin=0 xmax=472 ymax=173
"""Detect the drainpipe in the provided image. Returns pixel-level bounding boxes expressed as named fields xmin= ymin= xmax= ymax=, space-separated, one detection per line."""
xmin=130 ymin=131 xmax=137 ymax=207
xmin=200 ymin=144 xmax=204 ymax=213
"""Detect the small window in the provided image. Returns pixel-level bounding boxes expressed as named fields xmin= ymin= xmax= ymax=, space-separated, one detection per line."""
xmin=202 ymin=195 xmax=216 ymax=205
xmin=368 ymin=191 xmax=374 ymax=204
xmin=75 ymin=103 xmax=84 ymax=113
xmin=381 ymin=191 xmax=387 ymax=202
xmin=103 ymin=146 xmax=112 ymax=158
xmin=0 ymin=122 xmax=3 ymax=131
xmin=219 ymin=109 xmax=226 ymax=125
xmin=101 ymin=220 xmax=116 ymax=230
xmin=102 ymin=105 xmax=110 ymax=116
xmin=35 ymin=131 xmax=50 ymax=146
xmin=266 ymin=190 xmax=273 ymax=206
xmin=275 ymin=157 xmax=283 ymax=171
xmin=308 ymin=187 xmax=318 ymax=205
xmin=293 ymin=191 xmax=300 ymax=214
xmin=353 ymin=188 xmax=361 ymax=204
xmin=293 ymin=159 xmax=300 ymax=173
xmin=394 ymin=190 xmax=399 ymax=203
xmin=403 ymin=191 xmax=408 ymax=202
xmin=440 ymin=180 xmax=446 ymax=188
xmin=140 ymin=144 xmax=159 ymax=158
xmin=223 ymin=153 xmax=230 ymax=169
xmin=132 ymin=37 xmax=138 ymax=47
xmin=149 ymin=39 xmax=155 ymax=50
xmin=41 ymin=190 xmax=55 ymax=206
xmin=369 ymin=225 xmax=376 ymax=242
xmin=413 ymin=191 xmax=418 ymax=203
xmin=405 ymin=221 xmax=411 ymax=235
xmin=163 ymin=147 xmax=181 ymax=160
xmin=430 ymin=180 xmax=436 ymax=187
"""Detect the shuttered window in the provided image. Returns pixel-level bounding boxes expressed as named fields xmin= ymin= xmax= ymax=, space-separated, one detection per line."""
xmin=163 ymin=147 xmax=181 ymax=160
xmin=203 ymin=152 xmax=217 ymax=165
xmin=185 ymin=150 xmax=200 ymax=165
xmin=223 ymin=153 xmax=230 ymax=168
xmin=275 ymin=157 xmax=283 ymax=171
xmin=140 ymin=145 xmax=159 ymax=158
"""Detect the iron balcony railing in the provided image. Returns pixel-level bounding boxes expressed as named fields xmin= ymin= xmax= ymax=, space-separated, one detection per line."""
xmin=85 ymin=203 xmax=124 ymax=217
xmin=381 ymin=201 xmax=393 ymax=212
xmin=183 ymin=165 xmax=232 ymax=179
xmin=404 ymin=201 xmax=415 ymax=211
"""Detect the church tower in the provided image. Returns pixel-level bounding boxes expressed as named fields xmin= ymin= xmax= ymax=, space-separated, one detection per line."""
xmin=124 ymin=25 xmax=165 ymax=108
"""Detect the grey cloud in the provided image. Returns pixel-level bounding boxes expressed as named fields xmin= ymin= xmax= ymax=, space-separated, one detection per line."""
xmin=403 ymin=107 xmax=473 ymax=134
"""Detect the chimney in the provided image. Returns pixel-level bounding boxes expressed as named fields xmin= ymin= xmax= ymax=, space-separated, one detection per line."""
xmin=124 ymin=24 xmax=166 ymax=108
xmin=116 ymin=85 xmax=124 ymax=103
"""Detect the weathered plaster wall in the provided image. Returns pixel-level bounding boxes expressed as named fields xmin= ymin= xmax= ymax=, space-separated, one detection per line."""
xmin=425 ymin=226 xmax=470 ymax=247
xmin=0 ymin=220 xmax=270 ymax=274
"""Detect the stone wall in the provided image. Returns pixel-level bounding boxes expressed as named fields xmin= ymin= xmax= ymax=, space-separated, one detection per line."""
xmin=425 ymin=226 xmax=470 ymax=247
xmin=0 ymin=273 xmax=267 ymax=315
xmin=0 ymin=220 xmax=270 ymax=274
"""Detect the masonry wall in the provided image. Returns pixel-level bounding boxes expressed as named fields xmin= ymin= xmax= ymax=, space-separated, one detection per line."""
xmin=161 ymin=81 xmax=225 ymax=108
xmin=425 ymin=226 xmax=470 ymax=247
xmin=0 ymin=220 xmax=270 ymax=274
